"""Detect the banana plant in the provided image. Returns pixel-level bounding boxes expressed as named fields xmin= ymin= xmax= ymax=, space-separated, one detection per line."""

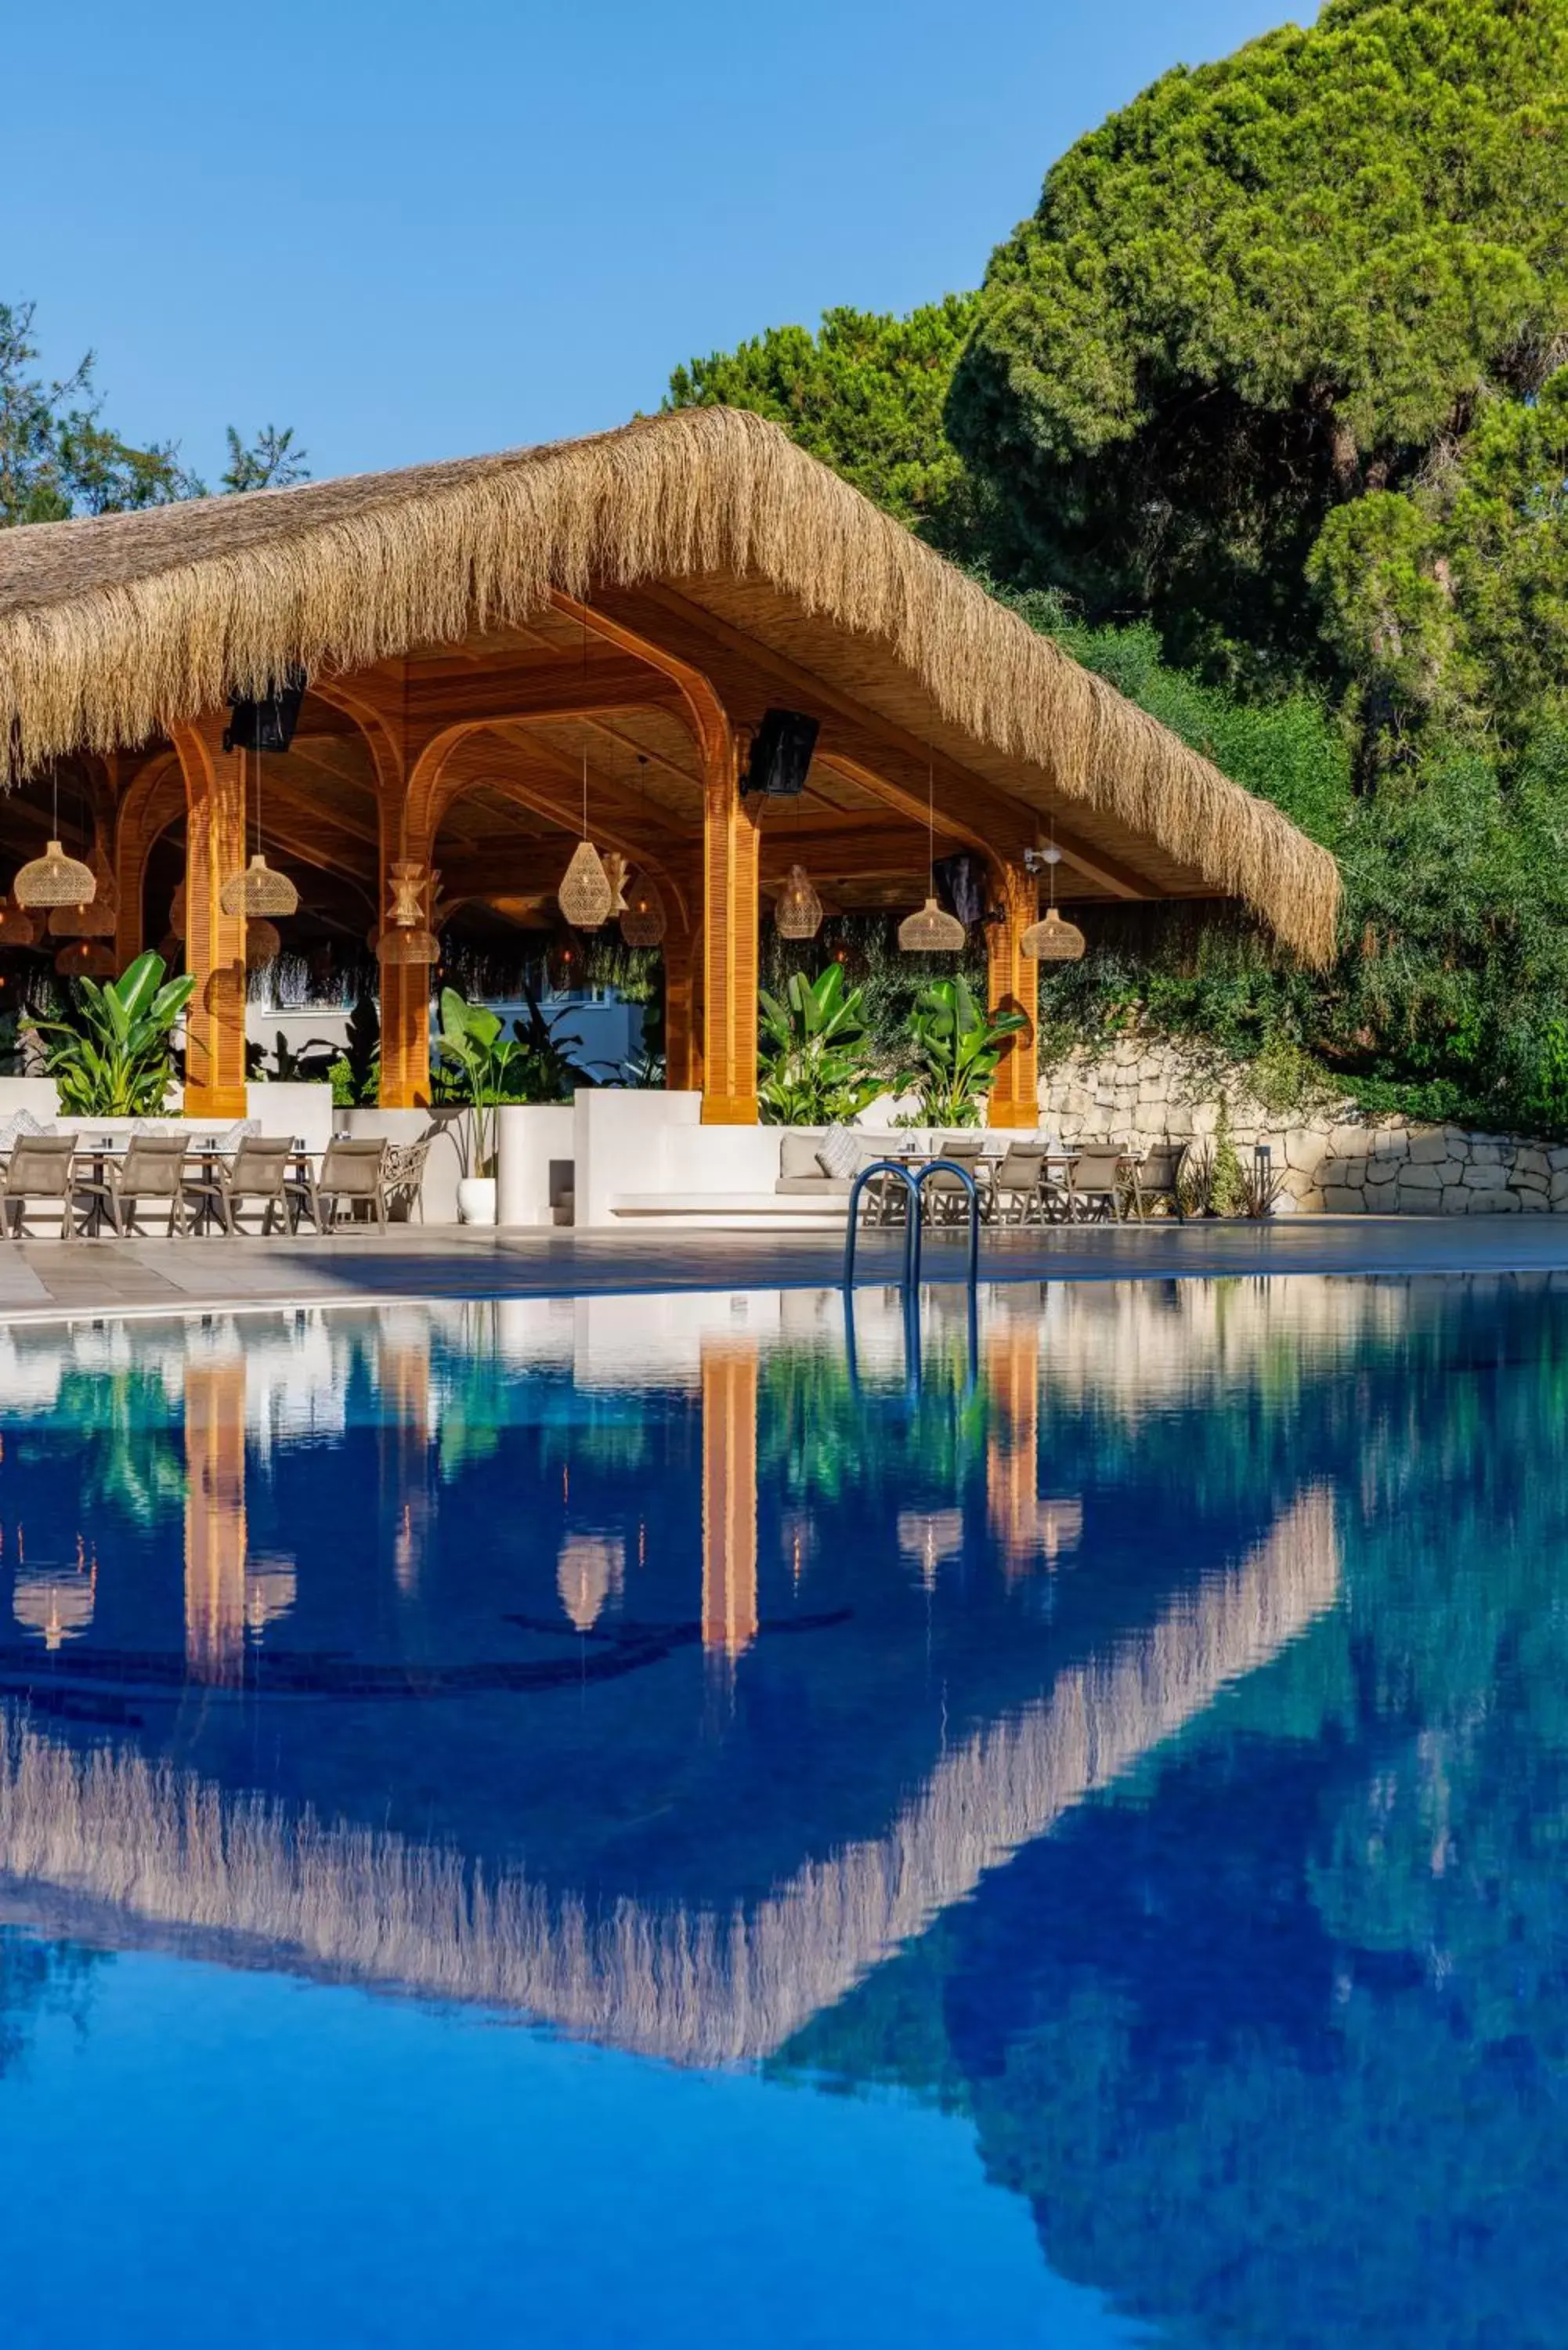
xmin=27 ymin=950 xmax=197 ymax=1117
xmin=899 ymin=974 xmax=1028 ymax=1127
xmin=758 ymin=964 xmax=883 ymax=1125
xmin=432 ymin=989 xmax=524 ymax=1177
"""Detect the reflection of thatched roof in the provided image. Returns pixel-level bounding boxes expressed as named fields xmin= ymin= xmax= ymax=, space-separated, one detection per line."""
xmin=0 ymin=407 xmax=1339 ymax=962
xmin=0 ymin=1489 xmax=1338 ymax=2063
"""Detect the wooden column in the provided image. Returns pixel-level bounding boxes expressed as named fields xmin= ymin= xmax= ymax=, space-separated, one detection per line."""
xmin=379 ymin=953 xmax=431 ymax=1108
xmin=699 ymin=726 xmax=760 ymax=1125
xmin=173 ymin=717 xmax=247 ymax=1119
xmin=701 ymin=1338 xmax=758 ymax=1661
xmin=184 ymin=1358 xmax=247 ymax=1686
xmin=663 ymin=923 xmax=701 ymax=1093
xmin=986 ymin=860 xmax=1040 ymax=1130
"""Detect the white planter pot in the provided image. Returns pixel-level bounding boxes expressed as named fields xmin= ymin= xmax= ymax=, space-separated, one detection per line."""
xmin=456 ymin=1177 xmax=497 ymax=1227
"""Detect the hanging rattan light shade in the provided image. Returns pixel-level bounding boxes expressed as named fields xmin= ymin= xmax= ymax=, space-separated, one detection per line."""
xmin=49 ymin=890 xmax=117 ymax=939
xmin=0 ymin=898 xmax=37 ymax=948
xmin=245 ymin=918 xmax=282 ymax=971
xmin=775 ymin=863 xmax=824 ymax=941
xmin=55 ymin=941 xmax=116 ymax=978
xmin=558 ymin=839 xmax=613 ymax=931
xmin=1021 ymin=906 xmax=1086 ymax=962
xmin=220 ymin=854 xmax=299 ymax=918
xmin=15 ymin=841 xmax=96 ymax=910
xmin=620 ymin=871 xmax=668 ymax=948
xmin=381 ymin=923 xmax=441 ymax=967
xmin=170 ymin=883 xmax=186 ymax=939
xmin=898 ymin=895 xmax=966 ymax=953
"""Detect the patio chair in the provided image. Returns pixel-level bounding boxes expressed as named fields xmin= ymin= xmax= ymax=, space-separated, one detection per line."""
xmin=382 ymin=1136 xmax=432 ymax=1224
xmin=922 ymin=1134 xmax=988 ymax=1225
xmin=1064 ymin=1144 xmax=1130 ymax=1224
xmin=989 ymin=1142 xmax=1051 ymax=1225
xmin=287 ymin=1137 xmax=390 ymax=1234
xmin=1130 ymin=1142 xmax=1187 ymax=1222
xmin=2 ymin=1135 xmax=81 ymax=1239
xmin=72 ymin=1134 xmax=195 ymax=1237
xmin=183 ymin=1137 xmax=296 ymax=1236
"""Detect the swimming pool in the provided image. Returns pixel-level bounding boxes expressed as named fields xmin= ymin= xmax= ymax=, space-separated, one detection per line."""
xmin=0 ymin=1274 xmax=1563 ymax=2345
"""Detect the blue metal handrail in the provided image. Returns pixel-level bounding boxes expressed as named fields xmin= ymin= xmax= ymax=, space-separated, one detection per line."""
xmin=909 ymin=1159 xmax=981 ymax=1292
xmin=842 ymin=1159 xmax=922 ymax=1289
xmin=842 ymin=1155 xmax=984 ymax=1292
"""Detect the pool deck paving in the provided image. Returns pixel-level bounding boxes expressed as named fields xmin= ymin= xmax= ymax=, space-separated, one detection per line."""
xmin=2 ymin=1214 xmax=1568 ymax=1324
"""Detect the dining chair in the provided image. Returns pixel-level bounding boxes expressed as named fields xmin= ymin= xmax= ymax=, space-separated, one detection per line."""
xmin=1064 ymin=1145 xmax=1130 ymax=1223
xmin=72 ymin=1134 xmax=195 ymax=1237
xmin=184 ymin=1137 xmax=296 ymax=1235
xmin=2 ymin=1135 xmax=82 ymax=1238
xmin=989 ymin=1142 xmax=1051 ymax=1225
xmin=287 ymin=1137 xmax=390 ymax=1233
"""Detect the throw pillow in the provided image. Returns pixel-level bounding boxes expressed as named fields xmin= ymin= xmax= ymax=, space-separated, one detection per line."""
xmin=815 ymin=1123 xmax=861 ymax=1180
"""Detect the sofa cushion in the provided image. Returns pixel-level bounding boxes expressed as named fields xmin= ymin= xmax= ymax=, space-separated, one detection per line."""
xmin=775 ymin=1173 xmax=853 ymax=1197
xmin=779 ymin=1129 xmax=827 ymax=1180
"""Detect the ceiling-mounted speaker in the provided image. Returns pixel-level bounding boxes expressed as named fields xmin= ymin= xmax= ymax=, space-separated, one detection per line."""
xmin=224 ymin=666 xmax=308 ymax=755
xmin=741 ymin=708 xmax=820 ymax=798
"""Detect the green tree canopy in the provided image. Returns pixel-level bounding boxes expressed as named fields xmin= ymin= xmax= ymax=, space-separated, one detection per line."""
xmin=667 ymin=296 xmax=979 ymax=548
xmin=1310 ymin=363 xmax=1568 ymax=750
xmin=1 ymin=298 xmax=309 ymax=526
xmin=948 ymin=0 xmax=1568 ymax=672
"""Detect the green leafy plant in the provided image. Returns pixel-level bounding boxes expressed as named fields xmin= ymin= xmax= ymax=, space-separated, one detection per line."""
xmin=505 ymin=988 xmax=587 ymax=1105
xmin=432 ymin=988 xmax=586 ymax=1176
xmin=27 ymin=951 xmax=195 ymax=1118
xmin=432 ymin=990 xmax=522 ymax=1178
xmin=758 ymin=964 xmax=882 ymax=1126
xmin=899 ymin=975 xmax=1026 ymax=1128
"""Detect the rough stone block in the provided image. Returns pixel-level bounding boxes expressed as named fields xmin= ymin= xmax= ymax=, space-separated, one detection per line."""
xmin=1407 ymin=1131 xmax=1453 ymax=1164
xmin=1399 ymin=1163 xmax=1443 ymax=1191
xmin=1463 ymin=1161 xmax=1507 ymax=1189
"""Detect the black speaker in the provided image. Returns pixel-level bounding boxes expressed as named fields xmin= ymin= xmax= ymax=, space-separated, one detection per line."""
xmin=224 ymin=666 xmax=308 ymax=755
xmin=742 ymin=708 xmax=819 ymax=797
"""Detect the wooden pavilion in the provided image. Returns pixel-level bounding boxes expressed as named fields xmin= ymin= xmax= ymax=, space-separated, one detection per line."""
xmin=0 ymin=407 xmax=1339 ymax=1123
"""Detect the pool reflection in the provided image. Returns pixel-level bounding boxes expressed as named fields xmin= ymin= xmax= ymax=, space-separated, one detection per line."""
xmin=2 ymin=1273 xmax=1566 ymax=2345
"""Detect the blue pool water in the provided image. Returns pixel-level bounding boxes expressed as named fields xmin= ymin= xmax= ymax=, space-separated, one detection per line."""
xmin=0 ymin=1274 xmax=1565 ymax=2345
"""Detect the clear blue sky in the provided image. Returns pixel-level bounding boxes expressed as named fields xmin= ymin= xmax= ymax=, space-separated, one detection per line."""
xmin=9 ymin=0 xmax=1314 ymax=486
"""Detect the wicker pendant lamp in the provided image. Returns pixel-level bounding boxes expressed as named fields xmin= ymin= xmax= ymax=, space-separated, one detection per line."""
xmin=221 ymin=851 xmax=298 ymax=918
xmin=558 ymin=617 xmax=612 ymax=929
xmin=775 ymin=863 xmax=824 ymax=940
xmin=380 ymin=858 xmax=439 ymax=967
xmin=55 ymin=940 xmax=116 ymax=979
xmin=170 ymin=883 xmax=186 ymax=939
xmin=1021 ymin=841 xmax=1086 ymax=962
xmin=49 ymin=852 xmax=117 ymax=939
xmin=245 ymin=918 xmax=282 ymax=971
xmin=0 ymin=898 xmax=38 ymax=948
xmin=899 ymin=752 xmax=966 ymax=953
xmin=619 ymin=764 xmax=667 ymax=945
xmin=16 ymin=838 xmax=96 ymax=911
xmin=221 ymin=745 xmax=299 ymax=916
xmin=559 ymin=840 xmax=612 ymax=930
xmin=620 ymin=870 xmax=667 ymax=948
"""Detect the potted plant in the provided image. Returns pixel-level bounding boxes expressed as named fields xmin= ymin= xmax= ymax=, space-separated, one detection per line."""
xmin=432 ymin=989 xmax=522 ymax=1224
xmin=758 ymin=964 xmax=882 ymax=1125
xmin=27 ymin=951 xmax=195 ymax=1118
xmin=898 ymin=975 xmax=1027 ymax=1129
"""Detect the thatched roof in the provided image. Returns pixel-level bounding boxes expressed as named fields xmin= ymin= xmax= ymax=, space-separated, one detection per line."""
xmin=0 ymin=405 xmax=1339 ymax=962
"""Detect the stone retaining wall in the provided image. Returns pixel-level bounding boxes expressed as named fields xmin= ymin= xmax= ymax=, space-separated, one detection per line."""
xmin=1039 ymin=1037 xmax=1568 ymax=1214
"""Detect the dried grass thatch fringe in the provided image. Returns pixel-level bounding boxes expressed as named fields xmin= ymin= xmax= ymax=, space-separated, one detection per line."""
xmin=0 ymin=407 xmax=1341 ymax=964
xmin=0 ymin=1488 xmax=1337 ymax=2063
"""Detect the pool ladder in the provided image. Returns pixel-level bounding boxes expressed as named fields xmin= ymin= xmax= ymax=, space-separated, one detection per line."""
xmin=841 ymin=1158 xmax=981 ymax=1293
